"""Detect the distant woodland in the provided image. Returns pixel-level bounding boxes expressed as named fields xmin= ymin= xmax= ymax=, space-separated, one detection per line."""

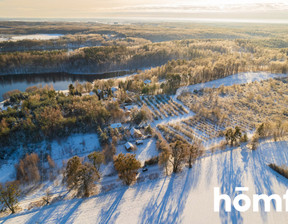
xmin=0 ymin=21 xmax=288 ymax=75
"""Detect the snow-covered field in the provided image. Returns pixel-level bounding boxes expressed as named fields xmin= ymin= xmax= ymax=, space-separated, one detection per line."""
xmin=175 ymin=72 xmax=288 ymax=98
xmin=1 ymin=140 xmax=287 ymax=224
xmin=1 ymin=72 xmax=288 ymax=223
xmin=0 ymin=34 xmax=63 ymax=42
xmin=0 ymin=133 xmax=100 ymax=183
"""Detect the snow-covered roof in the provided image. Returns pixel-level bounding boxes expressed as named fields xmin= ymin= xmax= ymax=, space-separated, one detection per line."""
xmin=130 ymin=127 xmax=142 ymax=136
xmin=144 ymin=79 xmax=152 ymax=84
xmin=111 ymin=87 xmax=119 ymax=92
xmin=111 ymin=123 xmax=122 ymax=129
xmin=124 ymin=105 xmax=135 ymax=110
xmin=125 ymin=142 xmax=134 ymax=150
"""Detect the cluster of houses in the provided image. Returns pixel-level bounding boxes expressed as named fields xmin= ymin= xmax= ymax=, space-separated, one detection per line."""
xmin=110 ymin=122 xmax=146 ymax=151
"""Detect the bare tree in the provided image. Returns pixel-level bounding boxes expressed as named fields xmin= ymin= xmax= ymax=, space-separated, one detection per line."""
xmin=169 ymin=141 xmax=188 ymax=173
xmin=188 ymin=143 xmax=202 ymax=169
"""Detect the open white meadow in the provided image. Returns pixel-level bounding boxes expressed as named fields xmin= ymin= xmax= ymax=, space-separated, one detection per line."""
xmin=1 ymin=139 xmax=287 ymax=224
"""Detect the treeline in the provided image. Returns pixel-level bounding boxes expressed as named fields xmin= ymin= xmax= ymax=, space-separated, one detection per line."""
xmin=3 ymin=21 xmax=288 ymax=43
xmin=2 ymin=38 xmax=286 ymax=77
xmin=134 ymin=47 xmax=288 ymax=94
xmin=0 ymin=41 xmax=201 ymax=75
xmin=0 ymin=35 xmax=150 ymax=53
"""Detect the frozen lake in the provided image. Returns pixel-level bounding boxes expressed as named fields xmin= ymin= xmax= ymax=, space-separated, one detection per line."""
xmin=0 ymin=34 xmax=63 ymax=42
xmin=0 ymin=71 xmax=132 ymax=101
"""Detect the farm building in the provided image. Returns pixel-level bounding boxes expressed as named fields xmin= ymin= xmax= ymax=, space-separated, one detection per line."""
xmin=125 ymin=142 xmax=134 ymax=151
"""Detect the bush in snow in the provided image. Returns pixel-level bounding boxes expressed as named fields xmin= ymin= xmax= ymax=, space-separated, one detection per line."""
xmin=15 ymin=153 xmax=41 ymax=184
xmin=269 ymin=163 xmax=288 ymax=179
xmin=144 ymin=156 xmax=159 ymax=166
xmin=88 ymin=151 xmax=104 ymax=172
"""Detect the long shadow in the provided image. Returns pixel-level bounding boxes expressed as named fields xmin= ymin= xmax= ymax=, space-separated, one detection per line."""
xmin=140 ymin=161 xmax=202 ymax=224
xmin=133 ymin=173 xmax=167 ymax=199
xmin=23 ymin=197 xmax=83 ymax=224
xmin=249 ymin=141 xmax=288 ymax=222
xmin=0 ymin=199 xmax=64 ymax=224
xmin=58 ymin=199 xmax=84 ymax=223
xmin=217 ymin=148 xmax=244 ymax=224
xmin=26 ymin=204 xmax=59 ymax=224
xmin=99 ymin=188 xmax=127 ymax=224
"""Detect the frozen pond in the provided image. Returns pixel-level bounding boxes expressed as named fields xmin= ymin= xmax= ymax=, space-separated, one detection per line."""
xmin=0 ymin=34 xmax=63 ymax=42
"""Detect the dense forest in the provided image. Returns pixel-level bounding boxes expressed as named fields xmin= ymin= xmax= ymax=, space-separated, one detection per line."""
xmin=0 ymin=39 xmax=287 ymax=75
xmin=1 ymin=21 xmax=288 ymax=75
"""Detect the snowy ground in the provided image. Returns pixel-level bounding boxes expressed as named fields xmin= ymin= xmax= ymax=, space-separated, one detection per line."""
xmin=1 ymin=140 xmax=287 ymax=224
xmin=1 ymin=72 xmax=288 ymax=223
xmin=116 ymin=138 xmax=159 ymax=165
xmin=0 ymin=133 xmax=100 ymax=183
xmin=175 ymin=72 xmax=288 ymax=99
xmin=0 ymin=34 xmax=63 ymax=42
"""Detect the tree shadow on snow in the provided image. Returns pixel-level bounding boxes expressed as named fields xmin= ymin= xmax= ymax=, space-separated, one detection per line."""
xmin=99 ymin=188 xmax=127 ymax=224
xmin=216 ymin=148 xmax=244 ymax=224
xmin=25 ymin=198 xmax=84 ymax=224
xmin=139 ymin=161 xmax=202 ymax=224
xmin=249 ymin=141 xmax=288 ymax=222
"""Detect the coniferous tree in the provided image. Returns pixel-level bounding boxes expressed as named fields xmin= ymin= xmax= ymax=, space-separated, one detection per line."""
xmin=88 ymin=151 xmax=104 ymax=171
xmin=0 ymin=182 xmax=20 ymax=214
xmin=113 ymin=153 xmax=141 ymax=185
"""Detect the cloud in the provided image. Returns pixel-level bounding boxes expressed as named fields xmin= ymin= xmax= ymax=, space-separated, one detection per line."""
xmin=0 ymin=0 xmax=288 ymax=19
xmin=106 ymin=3 xmax=288 ymax=13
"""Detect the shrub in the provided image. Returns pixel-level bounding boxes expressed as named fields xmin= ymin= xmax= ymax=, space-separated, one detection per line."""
xmin=268 ymin=164 xmax=288 ymax=179
xmin=15 ymin=153 xmax=41 ymax=184
xmin=144 ymin=156 xmax=159 ymax=166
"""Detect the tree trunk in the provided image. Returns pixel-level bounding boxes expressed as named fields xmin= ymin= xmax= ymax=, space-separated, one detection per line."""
xmin=188 ymin=154 xmax=192 ymax=169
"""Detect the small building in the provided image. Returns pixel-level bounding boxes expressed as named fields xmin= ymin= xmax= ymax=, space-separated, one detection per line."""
xmin=136 ymin=140 xmax=144 ymax=145
xmin=125 ymin=142 xmax=134 ymax=151
xmin=124 ymin=105 xmax=136 ymax=111
xmin=130 ymin=128 xmax=142 ymax=138
xmin=111 ymin=123 xmax=122 ymax=129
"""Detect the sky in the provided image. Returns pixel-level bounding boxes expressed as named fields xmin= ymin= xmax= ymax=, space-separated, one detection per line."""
xmin=0 ymin=0 xmax=288 ymax=21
